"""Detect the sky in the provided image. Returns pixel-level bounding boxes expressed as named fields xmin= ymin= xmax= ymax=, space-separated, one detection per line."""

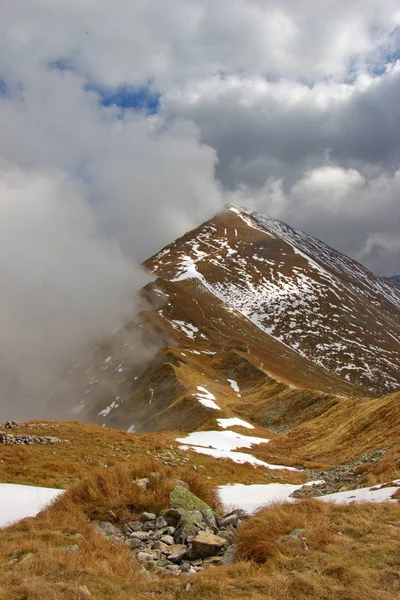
xmin=0 ymin=0 xmax=399 ymax=417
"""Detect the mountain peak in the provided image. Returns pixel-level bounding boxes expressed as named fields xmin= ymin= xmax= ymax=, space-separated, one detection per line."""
xmin=145 ymin=207 xmax=400 ymax=395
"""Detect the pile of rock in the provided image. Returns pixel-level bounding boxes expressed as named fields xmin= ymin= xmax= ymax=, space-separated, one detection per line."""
xmin=293 ymin=448 xmax=388 ymax=497
xmin=0 ymin=433 xmax=69 ymax=445
xmin=3 ymin=421 xmax=19 ymax=429
xmin=95 ymin=484 xmax=246 ymax=576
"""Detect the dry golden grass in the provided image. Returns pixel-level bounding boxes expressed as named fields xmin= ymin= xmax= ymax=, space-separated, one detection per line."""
xmin=267 ymin=392 xmax=400 ymax=479
xmin=0 ymin=419 xmax=306 ymax=490
xmin=55 ymin=459 xmax=222 ymax=522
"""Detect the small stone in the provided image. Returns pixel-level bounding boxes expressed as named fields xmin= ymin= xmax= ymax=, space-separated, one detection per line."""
xmin=141 ymin=512 xmax=157 ymax=522
xmin=125 ymin=521 xmax=144 ymax=532
xmin=217 ymin=530 xmax=236 ymax=545
xmin=152 ymin=541 xmax=169 ymax=553
xmin=130 ymin=531 xmax=150 ymax=541
xmin=125 ymin=538 xmax=142 ymax=549
xmin=155 ymin=516 xmax=168 ymax=529
xmin=95 ymin=521 xmax=121 ymax=537
xmin=137 ymin=551 xmax=155 ymax=563
xmin=220 ymin=514 xmax=239 ymax=528
xmin=180 ymin=561 xmax=191 ymax=572
xmin=168 ymin=547 xmax=188 ymax=563
xmin=160 ymin=508 xmax=186 ymax=527
xmin=167 ymin=564 xmax=181 ymax=572
xmin=221 ymin=545 xmax=236 ymax=565
xmin=160 ymin=535 xmax=174 ymax=545
xmin=134 ymin=477 xmax=149 ymax=489
xmin=143 ymin=520 xmax=157 ymax=531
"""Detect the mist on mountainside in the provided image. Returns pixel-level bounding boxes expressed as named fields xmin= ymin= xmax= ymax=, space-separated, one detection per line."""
xmin=0 ymin=165 xmax=157 ymax=421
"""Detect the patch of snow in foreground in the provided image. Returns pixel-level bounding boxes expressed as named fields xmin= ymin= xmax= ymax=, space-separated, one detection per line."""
xmin=218 ymin=482 xmax=317 ymax=514
xmin=320 ymin=481 xmax=400 ymax=504
xmin=176 ymin=430 xmax=268 ymax=451
xmin=218 ymin=480 xmax=400 ymax=514
xmin=217 ymin=417 xmax=254 ymax=430
xmin=179 ymin=444 xmax=298 ymax=471
xmin=0 ymin=484 xmax=64 ymax=528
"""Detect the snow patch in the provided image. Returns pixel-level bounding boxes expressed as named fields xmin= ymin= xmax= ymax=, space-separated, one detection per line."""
xmin=0 ymin=484 xmax=64 ymax=528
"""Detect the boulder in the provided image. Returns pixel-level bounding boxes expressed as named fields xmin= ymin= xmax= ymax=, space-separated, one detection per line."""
xmin=170 ymin=486 xmax=213 ymax=513
xmin=190 ymin=531 xmax=226 ymax=559
xmin=174 ymin=511 xmax=204 ymax=544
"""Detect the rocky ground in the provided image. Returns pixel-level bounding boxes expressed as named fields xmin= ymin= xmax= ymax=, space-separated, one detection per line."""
xmin=95 ymin=481 xmax=243 ymax=576
xmin=292 ymin=449 xmax=387 ymax=498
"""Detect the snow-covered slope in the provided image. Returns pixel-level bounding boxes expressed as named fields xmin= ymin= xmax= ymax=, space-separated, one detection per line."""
xmin=146 ymin=205 xmax=400 ymax=395
xmin=384 ymin=274 xmax=400 ymax=288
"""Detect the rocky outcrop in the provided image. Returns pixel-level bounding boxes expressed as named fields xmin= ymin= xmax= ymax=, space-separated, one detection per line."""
xmin=292 ymin=449 xmax=387 ymax=497
xmin=0 ymin=433 xmax=69 ymax=445
xmin=94 ymin=485 xmax=246 ymax=576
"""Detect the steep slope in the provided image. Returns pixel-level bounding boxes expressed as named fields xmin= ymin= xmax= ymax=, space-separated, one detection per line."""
xmin=47 ymin=205 xmax=399 ymax=434
xmin=145 ymin=205 xmax=400 ymax=395
xmin=384 ymin=274 xmax=400 ymax=288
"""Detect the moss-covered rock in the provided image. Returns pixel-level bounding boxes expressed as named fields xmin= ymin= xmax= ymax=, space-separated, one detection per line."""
xmin=169 ymin=485 xmax=212 ymax=512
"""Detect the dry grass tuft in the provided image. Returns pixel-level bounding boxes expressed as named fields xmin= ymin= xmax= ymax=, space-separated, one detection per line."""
xmin=53 ymin=458 xmax=221 ymax=523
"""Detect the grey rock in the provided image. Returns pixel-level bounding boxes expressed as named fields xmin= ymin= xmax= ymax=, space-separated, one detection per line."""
xmin=143 ymin=520 xmax=157 ymax=531
xmin=160 ymin=508 xmax=186 ymax=527
xmin=141 ymin=512 xmax=157 ymax=521
xmin=137 ymin=551 xmax=155 ymax=563
xmin=155 ymin=516 xmax=168 ymax=529
xmin=125 ymin=538 xmax=142 ymax=550
xmin=95 ymin=521 xmax=122 ymax=537
xmin=189 ymin=532 xmax=226 ymax=559
xmin=152 ymin=541 xmax=169 ymax=553
xmin=200 ymin=508 xmax=218 ymax=531
xmin=168 ymin=548 xmax=188 ymax=563
xmin=174 ymin=512 xmax=203 ymax=544
xmin=130 ymin=531 xmax=150 ymax=541
xmin=217 ymin=530 xmax=236 ymax=545
xmin=221 ymin=545 xmax=236 ymax=564
xmin=220 ymin=513 xmax=239 ymax=528
xmin=167 ymin=564 xmax=181 ymax=572
xmin=160 ymin=535 xmax=174 ymax=545
xmin=125 ymin=521 xmax=144 ymax=532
